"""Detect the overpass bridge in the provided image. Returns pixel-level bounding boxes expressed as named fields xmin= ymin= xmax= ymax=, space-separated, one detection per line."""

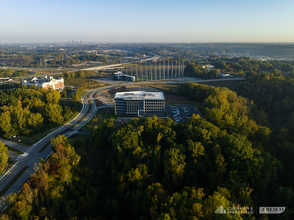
xmin=81 ymin=63 xmax=123 ymax=71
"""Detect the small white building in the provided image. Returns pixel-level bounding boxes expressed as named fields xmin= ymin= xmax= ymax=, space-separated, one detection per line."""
xmin=203 ymin=64 xmax=215 ymax=71
xmin=218 ymin=73 xmax=231 ymax=77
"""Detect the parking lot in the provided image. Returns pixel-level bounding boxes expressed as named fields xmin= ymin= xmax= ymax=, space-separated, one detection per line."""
xmin=166 ymin=104 xmax=203 ymax=122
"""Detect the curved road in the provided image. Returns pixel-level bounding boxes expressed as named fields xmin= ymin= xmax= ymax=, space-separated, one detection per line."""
xmin=0 ymin=88 xmax=105 ymax=203
xmin=0 ymin=77 xmax=244 ymax=206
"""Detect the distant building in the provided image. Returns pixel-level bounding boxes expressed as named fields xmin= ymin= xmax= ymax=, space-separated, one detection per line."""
xmin=22 ymin=76 xmax=64 ymax=90
xmin=114 ymin=91 xmax=165 ymax=117
xmin=113 ymin=71 xmax=135 ymax=82
xmin=0 ymin=78 xmax=12 ymax=82
xmin=218 ymin=73 xmax=230 ymax=77
xmin=203 ymin=64 xmax=215 ymax=71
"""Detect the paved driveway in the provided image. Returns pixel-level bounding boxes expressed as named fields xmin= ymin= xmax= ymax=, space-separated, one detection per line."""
xmin=0 ymin=138 xmax=30 ymax=153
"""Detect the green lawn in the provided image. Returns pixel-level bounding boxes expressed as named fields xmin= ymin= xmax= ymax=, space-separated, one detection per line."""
xmin=65 ymin=78 xmax=105 ymax=89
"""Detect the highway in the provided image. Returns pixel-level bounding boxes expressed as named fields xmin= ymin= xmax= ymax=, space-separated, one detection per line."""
xmin=0 ymin=55 xmax=160 ymax=83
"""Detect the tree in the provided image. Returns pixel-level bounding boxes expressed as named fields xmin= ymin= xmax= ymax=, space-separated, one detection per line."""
xmin=45 ymin=104 xmax=64 ymax=124
xmin=0 ymin=141 xmax=8 ymax=174
xmin=46 ymin=90 xmax=61 ymax=104
xmin=163 ymin=147 xmax=186 ymax=188
xmin=103 ymin=199 xmax=119 ymax=217
xmin=61 ymin=90 xmax=67 ymax=98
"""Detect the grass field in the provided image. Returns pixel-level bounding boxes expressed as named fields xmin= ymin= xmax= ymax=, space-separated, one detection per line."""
xmin=65 ymin=78 xmax=105 ymax=89
xmin=142 ymin=83 xmax=180 ymax=93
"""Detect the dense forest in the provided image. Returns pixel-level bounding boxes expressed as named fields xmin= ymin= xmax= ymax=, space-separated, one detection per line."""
xmin=0 ymin=87 xmax=80 ymax=139
xmin=185 ymin=57 xmax=294 ymax=78
xmin=235 ymin=71 xmax=294 ymax=195
xmin=0 ymin=141 xmax=8 ymax=175
xmin=3 ymin=76 xmax=294 ymax=219
xmin=0 ymin=69 xmax=29 ymax=78
xmin=184 ymin=63 xmax=218 ymax=79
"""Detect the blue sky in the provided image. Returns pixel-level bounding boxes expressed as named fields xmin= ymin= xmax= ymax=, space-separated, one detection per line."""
xmin=0 ymin=0 xmax=293 ymax=43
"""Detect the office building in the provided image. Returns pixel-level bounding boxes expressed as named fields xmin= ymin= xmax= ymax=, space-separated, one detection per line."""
xmin=114 ymin=91 xmax=165 ymax=117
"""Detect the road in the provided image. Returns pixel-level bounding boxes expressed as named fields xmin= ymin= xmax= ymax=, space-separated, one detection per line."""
xmin=0 ymin=77 xmax=245 ymax=207
xmin=0 ymin=83 xmax=120 ymax=207
xmin=0 ymin=89 xmax=96 ymax=202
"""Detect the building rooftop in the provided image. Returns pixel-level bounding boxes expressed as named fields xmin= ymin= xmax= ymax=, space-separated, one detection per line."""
xmin=23 ymin=76 xmax=63 ymax=83
xmin=115 ymin=91 xmax=164 ymax=100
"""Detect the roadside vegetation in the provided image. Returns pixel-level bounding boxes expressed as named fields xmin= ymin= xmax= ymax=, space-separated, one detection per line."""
xmin=0 ymin=87 xmax=82 ymax=145
xmin=62 ymin=70 xmax=106 ymax=90
xmin=84 ymin=108 xmax=117 ymax=131
xmin=0 ymin=141 xmax=8 ymax=175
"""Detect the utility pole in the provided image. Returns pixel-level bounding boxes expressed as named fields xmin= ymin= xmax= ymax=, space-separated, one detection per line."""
xmin=136 ymin=62 xmax=138 ymax=81
xmin=182 ymin=60 xmax=185 ymax=77
xmin=141 ymin=62 xmax=143 ymax=82
xmin=155 ymin=61 xmax=157 ymax=80
xmin=159 ymin=59 xmax=161 ymax=80
xmin=163 ymin=59 xmax=165 ymax=80
xmin=150 ymin=61 xmax=153 ymax=81
xmin=176 ymin=60 xmax=178 ymax=77
xmin=171 ymin=59 xmax=173 ymax=79
xmin=167 ymin=60 xmax=169 ymax=79
xmin=145 ymin=60 xmax=147 ymax=81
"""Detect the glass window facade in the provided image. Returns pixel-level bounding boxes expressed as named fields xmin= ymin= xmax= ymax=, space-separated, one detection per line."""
xmin=114 ymin=92 xmax=165 ymax=117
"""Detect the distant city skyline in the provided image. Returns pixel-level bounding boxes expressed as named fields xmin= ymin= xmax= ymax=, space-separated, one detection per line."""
xmin=1 ymin=0 xmax=294 ymax=43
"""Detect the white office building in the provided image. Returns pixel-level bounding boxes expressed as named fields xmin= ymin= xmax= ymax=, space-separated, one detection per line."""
xmin=114 ymin=91 xmax=165 ymax=117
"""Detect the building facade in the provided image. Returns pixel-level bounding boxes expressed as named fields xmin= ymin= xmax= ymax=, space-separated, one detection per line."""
xmin=113 ymin=71 xmax=135 ymax=82
xmin=22 ymin=76 xmax=64 ymax=90
xmin=115 ymin=91 xmax=165 ymax=117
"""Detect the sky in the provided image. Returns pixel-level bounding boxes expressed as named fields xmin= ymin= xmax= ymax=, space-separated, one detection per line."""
xmin=0 ymin=0 xmax=294 ymax=43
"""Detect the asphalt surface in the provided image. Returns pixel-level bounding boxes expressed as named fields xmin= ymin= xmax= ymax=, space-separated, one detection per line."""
xmin=7 ymin=151 xmax=19 ymax=161
xmin=0 ymin=78 xmax=244 ymax=207
xmin=0 ymin=90 xmax=94 ymax=202
xmin=0 ymin=85 xmax=119 ymax=205
xmin=166 ymin=104 xmax=202 ymax=122
xmin=0 ymin=139 xmax=30 ymax=153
